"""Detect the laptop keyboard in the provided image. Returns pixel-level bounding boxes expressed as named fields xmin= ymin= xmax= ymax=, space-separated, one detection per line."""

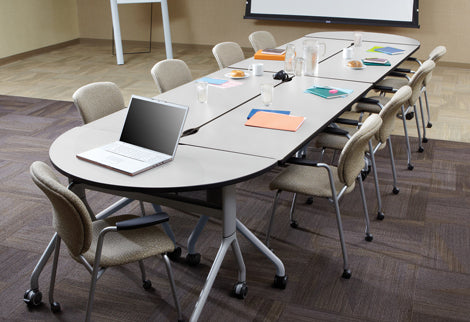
xmin=105 ymin=142 xmax=164 ymax=163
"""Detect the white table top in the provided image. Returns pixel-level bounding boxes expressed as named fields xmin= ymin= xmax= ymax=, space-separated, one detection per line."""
xmin=154 ymin=68 xmax=281 ymax=130
xmin=50 ymin=126 xmax=276 ymax=192
xmin=229 ymin=37 xmax=351 ymax=73
xmin=316 ymin=42 xmax=420 ymax=82
xmin=180 ymin=76 xmax=372 ymax=160
xmin=305 ymin=31 xmax=421 ymax=46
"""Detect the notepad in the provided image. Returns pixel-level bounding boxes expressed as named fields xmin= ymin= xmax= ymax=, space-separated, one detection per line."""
xmin=254 ymin=49 xmax=286 ymax=61
xmin=198 ymin=77 xmax=228 ymax=85
xmin=374 ymin=46 xmax=405 ymax=55
xmin=245 ymin=111 xmax=305 ymax=132
xmin=247 ymin=109 xmax=290 ymax=119
xmin=261 ymin=48 xmax=286 ymax=55
xmin=305 ymin=86 xmax=352 ymax=99
xmin=362 ymin=58 xmax=391 ymax=66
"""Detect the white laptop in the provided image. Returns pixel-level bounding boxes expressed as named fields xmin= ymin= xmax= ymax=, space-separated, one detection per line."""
xmin=77 ymin=95 xmax=188 ymax=176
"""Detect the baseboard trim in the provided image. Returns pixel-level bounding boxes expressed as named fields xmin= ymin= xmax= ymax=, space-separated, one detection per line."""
xmin=0 ymin=39 xmax=80 ymax=66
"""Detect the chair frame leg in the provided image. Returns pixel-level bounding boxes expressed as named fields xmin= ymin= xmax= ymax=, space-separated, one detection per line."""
xmin=48 ymin=235 xmax=61 ymax=308
xmin=368 ymin=141 xmax=384 ymax=220
xmin=387 ymin=137 xmax=400 ymax=194
xmin=418 ymin=96 xmax=428 ymax=143
xmin=266 ymin=190 xmax=282 ymax=248
xmin=162 ymin=254 xmax=183 ymax=321
xmin=413 ymin=104 xmax=424 ymax=152
xmin=357 ymin=175 xmax=373 ymax=241
xmin=289 ymin=193 xmax=298 ymax=228
xmin=401 ymin=105 xmax=414 ymax=170
xmin=423 ymin=88 xmax=432 ymax=128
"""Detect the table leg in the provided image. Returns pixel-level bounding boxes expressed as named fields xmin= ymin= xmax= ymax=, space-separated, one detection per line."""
xmin=189 ymin=185 xmax=245 ymax=322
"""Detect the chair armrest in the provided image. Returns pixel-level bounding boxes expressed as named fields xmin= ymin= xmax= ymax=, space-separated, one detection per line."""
xmin=372 ymin=85 xmax=395 ymax=92
xmin=394 ymin=67 xmax=413 ymax=73
xmin=285 ymin=157 xmax=318 ymax=167
xmin=388 ymin=71 xmax=409 ymax=79
xmin=334 ymin=118 xmax=360 ymax=126
xmin=323 ymin=127 xmax=349 ymax=136
xmin=407 ymin=57 xmax=422 ymax=65
xmin=359 ymin=97 xmax=380 ymax=105
xmin=116 ymin=212 xmax=169 ymax=231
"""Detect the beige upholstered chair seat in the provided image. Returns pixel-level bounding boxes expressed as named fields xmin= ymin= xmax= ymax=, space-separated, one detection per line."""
xmin=81 ymin=215 xmax=174 ymax=267
xmin=270 ymin=164 xmax=355 ymax=198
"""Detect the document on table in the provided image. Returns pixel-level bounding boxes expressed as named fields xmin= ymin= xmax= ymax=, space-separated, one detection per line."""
xmin=244 ymin=111 xmax=305 ymax=132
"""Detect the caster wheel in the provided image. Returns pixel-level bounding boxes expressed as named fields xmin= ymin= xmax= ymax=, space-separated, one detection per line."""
xmin=143 ymin=279 xmax=152 ymax=290
xmin=341 ymin=269 xmax=352 ymax=279
xmin=422 ymin=137 xmax=428 ymax=143
xmin=233 ymin=282 xmax=248 ymax=299
xmin=418 ymin=146 xmax=424 ymax=153
xmin=427 ymin=122 xmax=432 ymax=128
xmin=186 ymin=253 xmax=201 ymax=267
xmin=273 ymin=275 xmax=288 ymax=289
xmin=305 ymin=197 xmax=313 ymax=205
xmin=24 ymin=289 xmax=42 ymax=307
xmin=290 ymin=220 xmax=299 ymax=229
xmin=365 ymin=233 xmax=373 ymax=242
xmin=392 ymin=187 xmax=400 ymax=195
xmin=168 ymin=246 xmax=182 ymax=262
xmin=377 ymin=211 xmax=385 ymax=220
xmin=50 ymin=301 xmax=61 ymax=313
xmin=408 ymin=164 xmax=414 ymax=171
xmin=405 ymin=112 xmax=414 ymax=120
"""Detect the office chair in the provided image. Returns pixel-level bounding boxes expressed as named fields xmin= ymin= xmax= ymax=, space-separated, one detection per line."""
xmin=314 ymin=86 xmax=413 ymax=220
xmin=266 ymin=114 xmax=382 ymax=279
xmin=151 ymin=59 xmax=193 ymax=94
xmin=72 ymin=82 xmax=181 ymax=260
xmin=29 ymin=161 xmax=183 ymax=322
xmin=376 ymin=46 xmax=446 ymax=130
xmin=353 ymin=60 xmax=435 ymax=170
xmin=248 ymin=31 xmax=277 ymax=52
xmin=212 ymin=41 xmax=245 ymax=70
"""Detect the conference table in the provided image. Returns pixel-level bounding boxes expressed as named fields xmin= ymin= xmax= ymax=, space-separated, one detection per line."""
xmin=27 ymin=32 xmax=419 ymax=321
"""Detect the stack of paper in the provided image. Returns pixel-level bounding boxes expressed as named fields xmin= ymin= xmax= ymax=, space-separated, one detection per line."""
xmin=367 ymin=46 xmax=405 ymax=55
xmin=305 ymin=86 xmax=353 ymax=99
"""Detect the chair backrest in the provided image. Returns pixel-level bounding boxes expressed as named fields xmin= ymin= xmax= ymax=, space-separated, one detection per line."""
xmin=337 ymin=114 xmax=382 ymax=187
xmin=72 ymin=82 xmax=125 ymax=124
xmin=377 ymin=85 xmax=412 ymax=144
xmin=424 ymin=45 xmax=446 ymax=86
xmin=30 ymin=161 xmax=92 ymax=257
xmin=248 ymin=31 xmax=277 ymax=52
xmin=212 ymin=42 xmax=245 ymax=70
xmin=150 ymin=59 xmax=193 ymax=93
xmin=407 ymin=60 xmax=435 ymax=106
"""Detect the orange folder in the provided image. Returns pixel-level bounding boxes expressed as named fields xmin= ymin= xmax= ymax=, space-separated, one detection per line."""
xmin=254 ymin=49 xmax=286 ymax=61
xmin=245 ymin=111 xmax=305 ymax=132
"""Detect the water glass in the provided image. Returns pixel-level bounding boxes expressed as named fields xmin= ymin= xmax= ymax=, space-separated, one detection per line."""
xmin=260 ymin=83 xmax=273 ymax=106
xmin=284 ymin=44 xmax=296 ymax=74
xmin=294 ymin=57 xmax=304 ymax=76
xmin=196 ymin=81 xmax=208 ymax=103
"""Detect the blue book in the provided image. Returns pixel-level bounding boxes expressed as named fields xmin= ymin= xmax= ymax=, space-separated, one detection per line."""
xmin=374 ymin=46 xmax=405 ymax=55
xmin=247 ymin=109 xmax=290 ymax=119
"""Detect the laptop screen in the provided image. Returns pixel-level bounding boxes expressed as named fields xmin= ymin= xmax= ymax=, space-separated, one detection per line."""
xmin=119 ymin=96 xmax=188 ymax=156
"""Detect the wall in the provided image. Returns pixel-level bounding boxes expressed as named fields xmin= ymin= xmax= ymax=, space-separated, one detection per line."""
xmin=79 ymin=0 xmax=469 ymax=65
xmin=0 ymin=0 xmax=79 ymax=59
